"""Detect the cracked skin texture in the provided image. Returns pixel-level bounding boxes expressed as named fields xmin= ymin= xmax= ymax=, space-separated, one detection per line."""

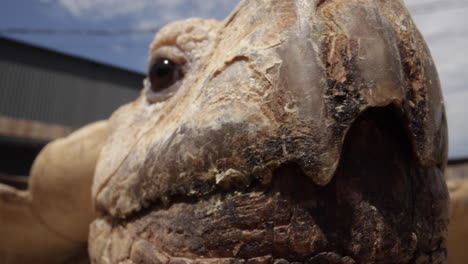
xmin=1 ymin=0 xmax=467 ymax=263
xmin=90 ymin=0 xmax=449 ymax=263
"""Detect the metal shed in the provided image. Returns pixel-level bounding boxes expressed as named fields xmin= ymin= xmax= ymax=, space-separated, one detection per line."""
xmin=0 ymin=36 xmax=144 ymax=185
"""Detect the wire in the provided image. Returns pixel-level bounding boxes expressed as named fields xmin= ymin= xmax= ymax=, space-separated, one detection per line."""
xmin=0 ymin=27 xmax=159 ymax=36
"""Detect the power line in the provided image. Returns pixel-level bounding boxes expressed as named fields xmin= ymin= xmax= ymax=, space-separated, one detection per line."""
xmin=0 ymin=27 xmax=160 ymax=36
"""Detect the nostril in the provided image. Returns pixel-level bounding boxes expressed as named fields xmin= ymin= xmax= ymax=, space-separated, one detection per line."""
xmin=335 ymin=106 xmax=416 ymax=217
xmin=321 ymin=105 xmax=447 ymax=262
xmin=269 ymin=105 xmax=416 ymax=214
xmin=267 ymin=106 xmax=440 ymax=262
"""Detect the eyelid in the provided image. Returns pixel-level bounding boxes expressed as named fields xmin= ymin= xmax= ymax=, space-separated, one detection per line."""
xmin=149 ymin=46 xmax=187 ymax=67
xmin=144 ymin=77 xmax=182 ymax=103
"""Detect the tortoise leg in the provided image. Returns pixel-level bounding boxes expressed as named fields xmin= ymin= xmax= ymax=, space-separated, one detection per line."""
xmin=0 ymin=184 xmax=86 ymax=264
xmin=0 ymin=121 xmax=108 ymax=264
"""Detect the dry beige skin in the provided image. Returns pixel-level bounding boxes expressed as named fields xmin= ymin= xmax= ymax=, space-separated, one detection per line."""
xmin=0 ymin=0 xmax=466 ymax=263
xmin=0 ymin=121 xmax=107 ymax=263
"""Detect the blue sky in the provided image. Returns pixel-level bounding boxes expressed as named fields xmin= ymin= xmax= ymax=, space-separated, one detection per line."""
xmin=0 ymin=0 xmax=239 ymax=73
xmin=1 ymin=0 xmax=467 ymax=158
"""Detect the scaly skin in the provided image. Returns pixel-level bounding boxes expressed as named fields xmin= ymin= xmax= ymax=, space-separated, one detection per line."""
xmin=1 ymin=0 xmax=465 ymax=263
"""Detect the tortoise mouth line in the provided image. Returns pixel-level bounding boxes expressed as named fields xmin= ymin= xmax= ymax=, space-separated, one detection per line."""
xmin=129 ymin=242 xmax=358 ymax=264
xmin=93 ymin=107 xmax=449 ymax=263
xmin=106 ymin=161 xmax=329 ymax=226
xmin=98 ymin=161 xmax=423 ymax=263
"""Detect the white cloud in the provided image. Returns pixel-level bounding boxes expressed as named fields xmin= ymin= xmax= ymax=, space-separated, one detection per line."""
xmin=56 ymin=0 xmax=154 ymax=19
xmin=55 ymin=0 xmax=239 ymax=23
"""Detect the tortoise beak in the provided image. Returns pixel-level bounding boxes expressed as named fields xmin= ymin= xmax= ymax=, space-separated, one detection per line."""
xmin=89 ymin=106 xmax=448 ymax=263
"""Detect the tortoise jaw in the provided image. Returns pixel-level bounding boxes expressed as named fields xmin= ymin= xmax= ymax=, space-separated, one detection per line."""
xmin=89 ymin=107 xmax=448 ymax=263
xmin=128 ymin=239 xmax=357 ymax=264
xmin=90 ymin=168 xmax=361 ymax=264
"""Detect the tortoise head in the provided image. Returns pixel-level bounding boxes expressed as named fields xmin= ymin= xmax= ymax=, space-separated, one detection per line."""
xmin=90 ymin=0 xmax=449 ymax=263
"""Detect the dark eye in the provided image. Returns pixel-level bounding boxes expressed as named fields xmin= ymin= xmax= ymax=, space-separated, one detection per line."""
xmin=148 ymin=58 xmax=183 ymax=92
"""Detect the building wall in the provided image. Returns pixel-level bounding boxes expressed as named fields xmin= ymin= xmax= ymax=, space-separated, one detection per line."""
xmin=0 ymin=37 xmax=143 ymax=129
xmin=447 ymin=160 xmax=468 ymax=180
xmin=0 ymin=37 xmax=144 ymax=179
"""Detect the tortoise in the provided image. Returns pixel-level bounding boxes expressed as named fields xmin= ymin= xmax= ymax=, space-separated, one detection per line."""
xmin=1 ymin=0 xmax=466 ymax=263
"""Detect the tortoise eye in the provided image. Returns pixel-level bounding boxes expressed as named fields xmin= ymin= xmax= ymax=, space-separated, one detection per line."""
xmin=148 ymin=58 xmax=183 ymax=92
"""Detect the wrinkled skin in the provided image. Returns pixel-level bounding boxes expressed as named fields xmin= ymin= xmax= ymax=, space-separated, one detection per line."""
xmin=1 ymin=0 xmax=466 ymax=263
xmin=91 ymin=0 xmax=449 ymax=263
